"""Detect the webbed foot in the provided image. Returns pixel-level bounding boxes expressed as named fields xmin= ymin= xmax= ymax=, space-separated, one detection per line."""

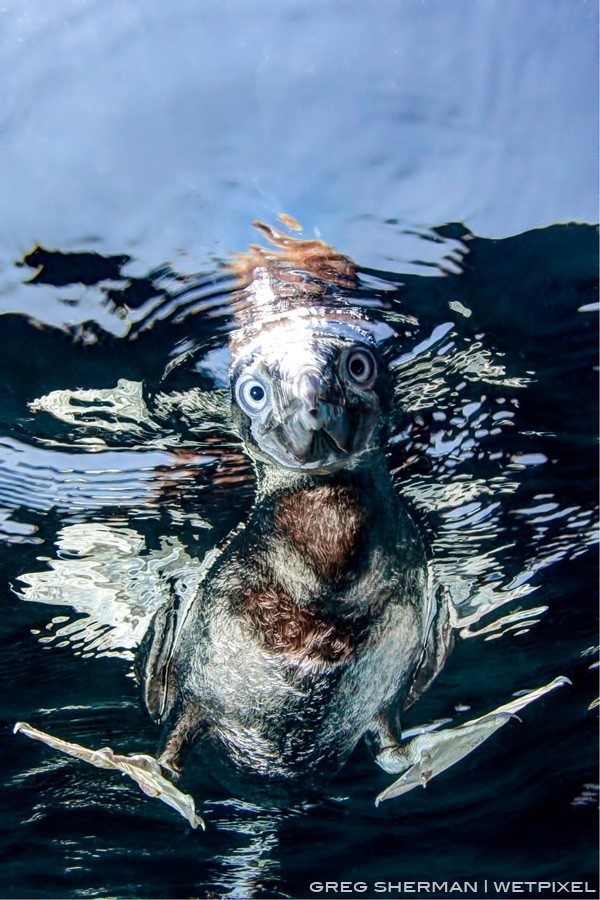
xmin=375 ymin=675 xmax=570 ymax=805
xmin=14 ymin=721 xmax=204 ymax=829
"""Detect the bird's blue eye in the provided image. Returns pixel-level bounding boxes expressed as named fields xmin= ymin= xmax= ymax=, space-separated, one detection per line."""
xmin=235 ymin=375 xmax=269 ymax=415
xmin=249 ymin=385 xmax=265 ymax=403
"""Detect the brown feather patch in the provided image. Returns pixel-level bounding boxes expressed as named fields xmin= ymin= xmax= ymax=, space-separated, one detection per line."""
xmin=275 ymin=484 xmax=367 ymax=580
xmin=243 ymin=585 xmax=366 ymax=664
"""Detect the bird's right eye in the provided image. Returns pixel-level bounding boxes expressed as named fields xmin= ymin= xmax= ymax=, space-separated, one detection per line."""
xmin=235 ymin=375 xmax=269 ymax=415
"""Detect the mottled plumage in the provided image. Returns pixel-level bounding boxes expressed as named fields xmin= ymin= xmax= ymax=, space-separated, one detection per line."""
xmin=138 ymin=221 xmax=451 ymax=799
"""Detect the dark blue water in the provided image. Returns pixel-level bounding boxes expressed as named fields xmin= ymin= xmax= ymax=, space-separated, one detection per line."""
xmin=0 ymin=3 xmax=597 ymax=899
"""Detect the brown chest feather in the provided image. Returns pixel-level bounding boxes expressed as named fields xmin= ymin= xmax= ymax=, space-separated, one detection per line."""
xmin=243 ymin=585 xmax=365 ymax=664
xmin=241 ymin=484 xmax=369 ymax=664
xmin=274 ymin=484 xmax=367 ymax=580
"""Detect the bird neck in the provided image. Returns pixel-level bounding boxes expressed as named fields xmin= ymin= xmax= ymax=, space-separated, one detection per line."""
xmin=254 ymin=448 xmax=391 ymax=504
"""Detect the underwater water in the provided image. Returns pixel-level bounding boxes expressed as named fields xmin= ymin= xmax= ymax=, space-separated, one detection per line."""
xmin=0 ymin=2 xmax=598 ymax=899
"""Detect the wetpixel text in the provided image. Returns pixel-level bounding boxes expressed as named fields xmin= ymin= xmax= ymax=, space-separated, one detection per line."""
xmin=308 ymin=881 xmax=598 ymax=896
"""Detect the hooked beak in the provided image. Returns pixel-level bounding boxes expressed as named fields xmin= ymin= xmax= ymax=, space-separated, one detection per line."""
xmin=295 ymin=370 xmax=340 ymax=429
xmin=234 ymin=340 xmax=382 ymax=471
xmin=275 ymin=369 xmax=364 ymax=464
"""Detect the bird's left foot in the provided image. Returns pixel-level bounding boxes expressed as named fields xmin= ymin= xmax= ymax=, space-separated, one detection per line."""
xmin=374 ymin=675 xmax=570 ymax=805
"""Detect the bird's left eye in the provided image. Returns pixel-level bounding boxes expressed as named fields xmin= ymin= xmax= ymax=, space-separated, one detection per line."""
xmin=235 ymin=375 xmax=269 ymax=415
xmin=345 ymin=348 xmax=376 ymax=386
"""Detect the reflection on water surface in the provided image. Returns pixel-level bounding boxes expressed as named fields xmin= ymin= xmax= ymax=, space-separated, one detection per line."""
xmin=0 ymin=220 xmax=597 ymax=897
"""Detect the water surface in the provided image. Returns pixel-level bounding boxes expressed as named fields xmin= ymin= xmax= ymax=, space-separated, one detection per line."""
xmin=0 ymin=2 xmax=597 ymax=899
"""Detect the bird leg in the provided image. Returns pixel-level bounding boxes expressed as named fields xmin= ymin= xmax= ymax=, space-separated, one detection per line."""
xmin=373 ymin=676 xmax=570 ymax=805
